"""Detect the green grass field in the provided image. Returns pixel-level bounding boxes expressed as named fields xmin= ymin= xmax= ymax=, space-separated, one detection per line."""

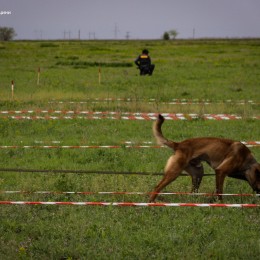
xmin=0 ymin=39 xmax=260 ymax=259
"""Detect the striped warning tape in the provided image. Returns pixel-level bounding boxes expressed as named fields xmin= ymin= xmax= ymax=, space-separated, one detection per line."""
xmin=48 ymin=98 xmax=258 ymax=105
xmin=1 ymin=114 xmax=259 ymax=120
xmin=0 ymin=201 xmax=259 ymax=207
xmin=16 ymin=140 xmax=260 ymax=147
xmin=1 ymin=190 xmax=259 ymax=197
xmin=0 ymin=110 xmax=155 ymax=114
xmin=0 ymin=110 xmax=259 ymax=119
xmin=0 ymin=141 xmax=259 ymax=149
xmin=0 ymin=145 xmax=162 ymax=149
xmin=242 ymin=141 xmax=260 ymax=147
xmin=31 ymin=141 xmax=153 ymax=144
xmin=0 ymin=110 xmax=259 ymax=120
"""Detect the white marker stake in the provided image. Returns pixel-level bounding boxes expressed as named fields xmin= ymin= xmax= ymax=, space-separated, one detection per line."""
xmin=37 ymin=67 xmax=40 ymax=85
xmin=11 ymin=80 xmax=14 ymax=100
xmin=98 ymin=66 xmax=101 ymax=84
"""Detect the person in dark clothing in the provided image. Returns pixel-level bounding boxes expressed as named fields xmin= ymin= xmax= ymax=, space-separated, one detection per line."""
xmin=135 ymin=49 xmax=155 ymax=75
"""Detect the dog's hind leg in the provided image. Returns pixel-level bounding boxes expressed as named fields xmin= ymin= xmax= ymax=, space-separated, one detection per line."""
xmin=185 ymin=163 xmax=204 ymax=193
xmin=149 ymin=152 xmax=187 ymax=202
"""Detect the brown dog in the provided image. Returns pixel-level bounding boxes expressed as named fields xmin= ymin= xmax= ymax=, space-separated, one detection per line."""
xmin=149 ymin=114 xmax=260 ymax=202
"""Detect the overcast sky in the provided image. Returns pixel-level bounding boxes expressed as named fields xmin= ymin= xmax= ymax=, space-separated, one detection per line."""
xmin=1 ymin=0 xmax=260 ymax=40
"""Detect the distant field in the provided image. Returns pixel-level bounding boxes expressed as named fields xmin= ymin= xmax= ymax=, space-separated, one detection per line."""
xmin=1 ymin=39 xmax=260 ymax=103
xmin=0 ymin=39 xmax=260 ymax=259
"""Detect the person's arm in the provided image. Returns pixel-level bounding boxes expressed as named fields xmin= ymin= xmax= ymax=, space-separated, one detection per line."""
xmin=135 ymin=56 xmax=140 ymax=67
xmin=147 ymin=56 xmax=152 ymax=66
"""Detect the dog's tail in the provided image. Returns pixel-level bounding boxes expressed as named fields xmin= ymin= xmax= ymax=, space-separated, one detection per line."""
xmin=153 ymin=114 xmax=177 ymax=150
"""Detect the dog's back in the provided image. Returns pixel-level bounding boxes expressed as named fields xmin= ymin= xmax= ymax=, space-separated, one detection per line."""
xmin=153 ymin=114 xmax=245 ymax=165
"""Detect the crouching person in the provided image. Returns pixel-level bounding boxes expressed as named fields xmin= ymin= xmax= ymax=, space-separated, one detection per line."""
xmin=135 ymin=49 xmax=155 ymax=76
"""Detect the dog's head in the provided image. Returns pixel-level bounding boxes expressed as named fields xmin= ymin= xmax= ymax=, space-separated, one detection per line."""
xmin=245 ymin=163 xmax=260 ymax=193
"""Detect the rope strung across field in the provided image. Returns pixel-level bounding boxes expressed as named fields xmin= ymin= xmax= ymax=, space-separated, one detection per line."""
xmin=0 ymin=167 xmax=215 ymax=176
xmin=0 ymin=110 xmax=259 ymax=120
xmin=0 ymin=200 xmax=259 ymax=208
xmin=0 ymin=168 xmax=164 ymax=176
xmin=1 ymin=190 xmax=259 ymax=197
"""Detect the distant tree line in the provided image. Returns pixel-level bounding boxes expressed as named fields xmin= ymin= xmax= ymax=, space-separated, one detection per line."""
xmin=0 ymin=27 xmax=16 ymax=41
xmin=0 ymin=26 xmax=180 ymax=41
xmin=163 ymin=29 xmax=179 ymax=40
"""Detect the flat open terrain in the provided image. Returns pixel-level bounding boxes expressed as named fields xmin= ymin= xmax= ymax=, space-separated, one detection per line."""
xmin=0 ymin=39 xmax=260 ymax=259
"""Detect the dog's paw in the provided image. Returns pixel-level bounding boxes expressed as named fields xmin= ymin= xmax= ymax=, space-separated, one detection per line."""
xmin=208 ymin=196 xmax=218 ymax=203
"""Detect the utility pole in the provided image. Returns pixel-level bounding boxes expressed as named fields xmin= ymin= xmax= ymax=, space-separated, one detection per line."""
xmin=63 ymin=31 xmax=67 ymax=40
xmin=114 ymin=23 xmax=120 ymax=39
xmin=63 ymin=31 xmax=72 ymax=40
xmin=89 ymin=32 xmax=95 ymax=40
xmin=34 ymin=30 xmax=43 ymax=40
xmin=78 ymin=30 xmax=81 ymax=40
xmin=39 ymin=30 xmax=43 ymax=40
xmin=126 ymin=31 xmax=130 ymax=40
xmin=193 ymin=28 xmax=195 ymax=39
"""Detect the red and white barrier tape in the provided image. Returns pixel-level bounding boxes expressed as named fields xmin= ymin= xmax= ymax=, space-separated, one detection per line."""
xmin=2 ymin=115 xmax=259 ymax=120
xmin=1 ymin=190 xmax=259 ymax=197
xmin=48 ymin=99 xmax=258 ymax=105
xmin=0 ymin=111 xmax=259 ymax=120
xmin=0 ymin=141 xmax=259 ymax=149
xmin=0 ymin=145 xmax=162 ymax=149
xmin=30 ymin=140 xmax=260 ymax=147
xmin=0 ymin=200 xmax=259 ymax=207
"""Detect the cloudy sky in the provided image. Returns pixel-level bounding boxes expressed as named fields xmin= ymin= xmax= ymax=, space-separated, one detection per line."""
xmin=1 ymin=0 xmax=260 ymax=40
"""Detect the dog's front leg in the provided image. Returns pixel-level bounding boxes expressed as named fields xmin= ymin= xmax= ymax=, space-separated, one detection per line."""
xmin=215 ymin=157 xmax=235 ymax=200
xmin=215 ymin=169 xmax=227 ymax=200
